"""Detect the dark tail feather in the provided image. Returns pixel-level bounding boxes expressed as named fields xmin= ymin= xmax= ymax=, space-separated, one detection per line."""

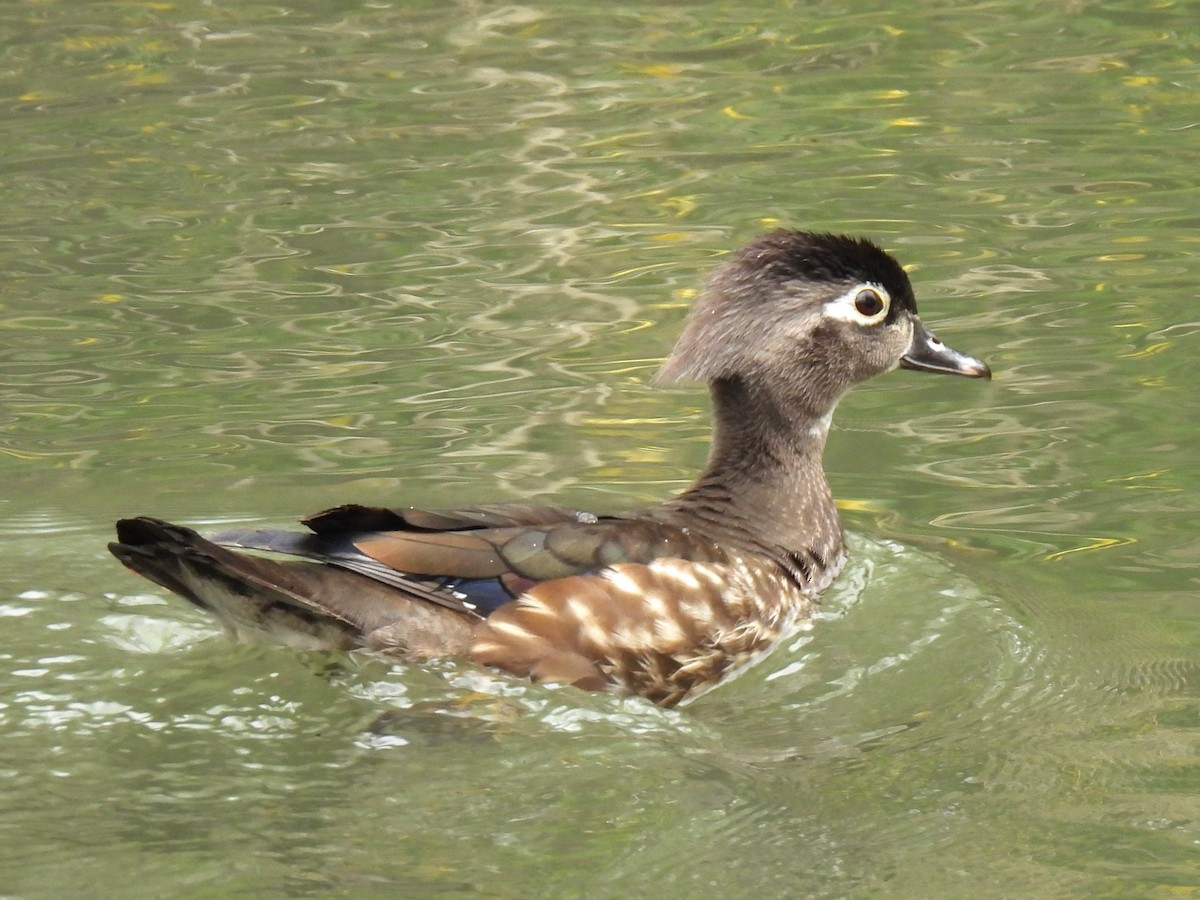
xmin=109 ymin=517 xmax=474 ymax=656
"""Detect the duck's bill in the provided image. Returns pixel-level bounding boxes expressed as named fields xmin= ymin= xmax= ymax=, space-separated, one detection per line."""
xmin=901 ymin=320 xmax=992 ymax=379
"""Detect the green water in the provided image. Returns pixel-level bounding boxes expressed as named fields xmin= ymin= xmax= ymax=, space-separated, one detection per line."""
xmin=2 ymin=1 xmax=1198 ymax=896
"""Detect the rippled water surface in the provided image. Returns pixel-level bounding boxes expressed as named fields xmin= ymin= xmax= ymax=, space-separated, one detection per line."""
xmin=3 ymin=1 xmax=1199 ymax=896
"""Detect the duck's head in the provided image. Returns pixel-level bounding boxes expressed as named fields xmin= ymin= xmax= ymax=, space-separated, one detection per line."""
xmin=657 ymin=230 xmax=990 ymax=414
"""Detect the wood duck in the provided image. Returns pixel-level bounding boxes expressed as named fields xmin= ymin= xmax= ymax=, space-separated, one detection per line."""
xmin=110 ymin=230 xmax=990 ymax=707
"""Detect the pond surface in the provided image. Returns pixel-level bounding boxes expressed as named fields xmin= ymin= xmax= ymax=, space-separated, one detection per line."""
xmin=2 ymin=0 xmax=1198 ymax=896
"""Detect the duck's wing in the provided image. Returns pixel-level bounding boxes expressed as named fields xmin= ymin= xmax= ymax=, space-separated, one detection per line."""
xmin=207 ymin=502 xmax=717 ymax=619
xmin=111 ymin=502 xmax=717 ymax=644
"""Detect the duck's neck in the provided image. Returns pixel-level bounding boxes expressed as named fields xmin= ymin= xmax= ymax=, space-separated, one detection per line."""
xmin=664 ymin=376 xmax=845 ymax=576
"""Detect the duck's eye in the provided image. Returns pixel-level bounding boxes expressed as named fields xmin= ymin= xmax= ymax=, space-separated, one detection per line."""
xmin=854 ymin=289 xmax=886 ymax=319
xmin=825 ymin=284 xmax=893 ymax=325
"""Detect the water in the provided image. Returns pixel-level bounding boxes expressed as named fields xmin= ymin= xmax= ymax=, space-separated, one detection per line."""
xmin=2 ymin=1 xmax=1199 ymax=896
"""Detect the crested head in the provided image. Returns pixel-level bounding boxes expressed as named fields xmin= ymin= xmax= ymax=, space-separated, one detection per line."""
xmin=656 ymin=230 xmax=988 ymax=417
xmin=657 ymin=230 xmax=916 ymax=386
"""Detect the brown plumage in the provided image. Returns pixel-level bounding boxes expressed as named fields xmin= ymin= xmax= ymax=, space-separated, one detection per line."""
xmin=109 ymin=230 xmax=991 ymax=707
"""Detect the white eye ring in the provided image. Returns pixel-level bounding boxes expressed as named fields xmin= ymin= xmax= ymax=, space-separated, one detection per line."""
xmin=825 ymin=283 xmax=892 ymax=325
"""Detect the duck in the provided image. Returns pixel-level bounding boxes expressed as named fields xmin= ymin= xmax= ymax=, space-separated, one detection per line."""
xmin=109 ymin=230 xmax=990 ymax=707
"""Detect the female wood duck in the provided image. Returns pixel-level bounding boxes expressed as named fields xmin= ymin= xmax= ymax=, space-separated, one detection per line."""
xmin=110 ymin=230 xmax=990 ymax=707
